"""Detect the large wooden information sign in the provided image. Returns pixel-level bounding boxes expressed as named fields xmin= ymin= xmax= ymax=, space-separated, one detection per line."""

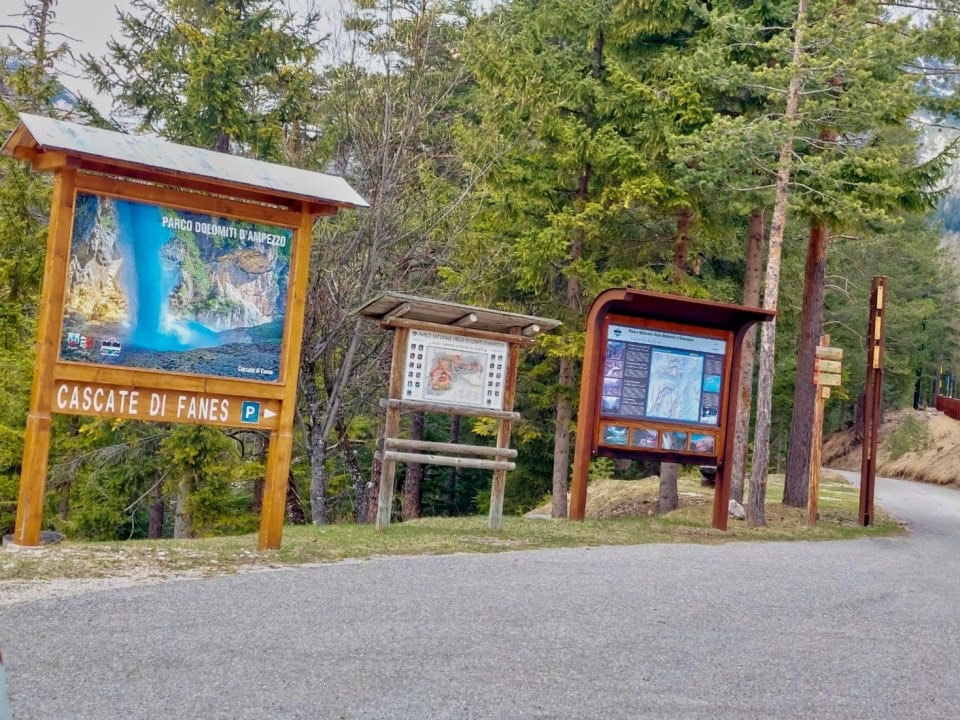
xmin=357 ymin=293 xmax=560 ymax=530
xmin=570 ymin=289 xmax=774 ymax=530
xmin=3 ymin=114 xmax=366 ymax=549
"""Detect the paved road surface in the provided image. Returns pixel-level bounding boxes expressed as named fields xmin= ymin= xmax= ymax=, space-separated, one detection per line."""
xmin=2 ymin=472 xmax=959 ymax=719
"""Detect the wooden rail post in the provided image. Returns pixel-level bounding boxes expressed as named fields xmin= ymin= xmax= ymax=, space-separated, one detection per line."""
xmin=376 ymin=327 xmax=410 ymax=529
xmin=13 ymin=166 xmax=76 ymax=546
xmin=488 ymin=330 xmax=520 ymax=530
xmin=807 ymin=335 xmax=830 ymax=526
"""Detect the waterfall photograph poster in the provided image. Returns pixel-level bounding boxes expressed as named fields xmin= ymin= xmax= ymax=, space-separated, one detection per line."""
xmin=59 ymin=192 xmax=293 ymax=382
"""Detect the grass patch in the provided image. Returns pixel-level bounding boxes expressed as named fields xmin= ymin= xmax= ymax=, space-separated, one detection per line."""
xmin=0 ymin=473 xmax=900 ymax=584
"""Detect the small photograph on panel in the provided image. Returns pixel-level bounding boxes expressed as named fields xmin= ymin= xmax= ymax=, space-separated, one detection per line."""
xmin=602 ymin=425 xmax=629 ymax=446
xmin=602 ymin=376 xmax=622 ymax=396
xmin=690 ymin=433 xmax=716 ymax=454
xmin=601 ymin=395 xmax=621 ymax=413
xmin=703 ymin=374 xmax=722 ymax=393
xmin=631 ymin=428 xmax=658 ymax=448
xmin=604 ymin=341 xmax=625 ymax=379
xmin=660 ymin=431 xmax=688 ymax=451
xmin=700 ymin=406 xmax=719 ymax=425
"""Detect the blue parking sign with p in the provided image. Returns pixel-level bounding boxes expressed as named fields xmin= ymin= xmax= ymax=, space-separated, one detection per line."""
xmin=241 ymin=401 xmax=261 ymax=424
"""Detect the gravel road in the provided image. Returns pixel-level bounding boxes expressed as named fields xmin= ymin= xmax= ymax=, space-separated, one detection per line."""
xmin=2 ymin=472 xmax=959 ymax=719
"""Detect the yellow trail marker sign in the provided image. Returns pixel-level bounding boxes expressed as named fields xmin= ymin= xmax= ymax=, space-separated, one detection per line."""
xmin=815 ymin=346 xmax=843 ymax=361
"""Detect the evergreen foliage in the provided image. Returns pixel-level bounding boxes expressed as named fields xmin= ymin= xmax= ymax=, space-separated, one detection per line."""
xmin=2 ymin=0 xmax=959 ymax=538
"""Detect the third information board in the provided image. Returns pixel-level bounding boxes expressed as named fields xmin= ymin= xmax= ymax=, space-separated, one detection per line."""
xmin=599 ymin=324 xmax=727 ymax=455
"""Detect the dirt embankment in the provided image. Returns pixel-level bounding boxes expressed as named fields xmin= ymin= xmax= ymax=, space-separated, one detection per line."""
xmin=822 ymin=408 xmax=960 ymax=487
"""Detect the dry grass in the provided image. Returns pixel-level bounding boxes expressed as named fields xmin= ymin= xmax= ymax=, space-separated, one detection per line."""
xmin=0 ymin=470 xmax=897 ymax=601
xmin=823 ymin=408 xmax=960 ymax=487
xmin=526 ymin=477 xmax=711 ymax=519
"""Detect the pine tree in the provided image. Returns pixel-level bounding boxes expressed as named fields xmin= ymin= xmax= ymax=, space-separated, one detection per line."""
xmin=0 ymin=0 xmax=74 ymax=534
xmin=299 ymin=0 xmax=478 ymax=523
xmin=81 ymin=0 xmax=322 ymax=537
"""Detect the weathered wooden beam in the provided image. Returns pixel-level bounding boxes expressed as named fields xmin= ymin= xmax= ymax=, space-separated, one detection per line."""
xmin=14 ymin=167 xmax=77 ymax=546
xmin=380 ymin=316 xmax=534 ymax=345
xmin=521 ymin=323 xmax=541 ymax=337
xmin=488 ymin=329 xmax=521 ymax=530
xmin=453 ymin=312 xmax=478 ymax=327
xmin=384 ymin=438 xmax=517 ymax=459
xmin=379 ymin=398 xmax=521 ymax=421
xmin=379 ymin=450 xmax=515 ymax=473
xmin=383 ymin=302 xmax=411 ymax=321
xmin=376 ymin=327 xmax=410 ymax=530
xmin=76 ymin=173 xmax=302 ymax=228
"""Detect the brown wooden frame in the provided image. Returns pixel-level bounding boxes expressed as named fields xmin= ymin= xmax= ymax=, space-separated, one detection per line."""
xmin=7 ymin=128 xmax=361 ymax=549
xmin=569 ymin=288 xmax=774 ymax=530
xmin=594 ymin=313 xmax=735 ymax=462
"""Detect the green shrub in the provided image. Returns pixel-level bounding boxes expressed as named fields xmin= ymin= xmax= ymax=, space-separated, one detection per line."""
xmin=887 ymin=416 xmax=931 ymax=460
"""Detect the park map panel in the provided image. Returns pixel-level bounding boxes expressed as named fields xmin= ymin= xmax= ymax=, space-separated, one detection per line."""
xmin=599 ymin=324 xmax=727 ymax=455
xmin=403 ymin=329 xmax=509 ymax=411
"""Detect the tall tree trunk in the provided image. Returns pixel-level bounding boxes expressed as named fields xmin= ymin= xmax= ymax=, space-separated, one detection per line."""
xmin=58 ymin=416 xmax=81 ymax=521
xmin=658 ymin=462 xmax=679 ymax=513
xmin=286 ymin=473 xmax=307 ymax=525
xmin=173 ymin=475 xmax=192 ymax=539
xmin=783 ymin=218 xmax=829 ymax=506
xmin=659 ymin=209 xmax=694 ymax=509
xmin=58 ymin=480 xmax=70 ymax=522
xmin=401 ymin=411 xmax=425 ymax=520
xmin=368 ymin=439 xmax=384 ymax=524
xmin=337 ymin=416 xmax=369 ymax=523
xmin=309 ymin=431 xmax=328 ymax=525
xmin=731 ymin=209 xmax=766 ymax=503
xmin=445 ymin=415 xmax=460 ymax=516
xmin=552 ymin=358 xmax=574 ymax=519
xmin=747 ymin=0 xmax=810 ymax=527
xmin=252 ymin=478 xmax=264 ymax=512
xmin=552 ymin=167 xmax=588 ymax=519
xmin=672 ymin=207 xmax=692 ymax=283
xmin=553 ymin=30 xmax=604 ymax=519
xmin=148 ymin=478 xmax=165 ymax=540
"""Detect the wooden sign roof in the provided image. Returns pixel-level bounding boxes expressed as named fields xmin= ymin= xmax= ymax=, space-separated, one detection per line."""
xmin=595 ymin=288 xmax=775 ymax=330
xmin=2 ymin=113 xmax=368 ymax=211
xmin=356 ymin=292 xmax=562 ymax=335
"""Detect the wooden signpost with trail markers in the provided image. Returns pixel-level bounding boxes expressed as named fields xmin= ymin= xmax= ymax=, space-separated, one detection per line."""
xmin=357 ymin=293 xmax=559 ymax=531
xmin=569 ymin=289 xmax=775 ymax=530
xmin=808 ymin=336 xmax=842 ymax=526
xmin=3 ymin=114 xmax=367 ymax=550
xmin=860 ymin=276 xmax=888 ymax=526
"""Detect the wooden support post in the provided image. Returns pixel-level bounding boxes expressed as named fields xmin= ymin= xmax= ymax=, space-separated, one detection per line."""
xmin=376 ymin=327 xmax=410 ymax=530
xmin=712 ymin=323 xmax=749 ymax=531
xmin=569 ymin=299 xmax=608 ymax=521
xmin=860 ymin=277 xmax=886 ymax=526
xmin=807 ymin=386 xmax=829 ymax=526
xmin=489 ymin=330 xmax=521 ymax=530
xmin=258 ymin=207 xmax=314 ymax=550
xmin=807 ymin=336 xmax=830 ymax=527
xmin=14 ymin=167 xmax=77 ymax=546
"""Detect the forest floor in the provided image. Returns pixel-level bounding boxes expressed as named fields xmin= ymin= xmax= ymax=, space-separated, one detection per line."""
xmin=0 ymin=472 xmax=898 ymax=606
xmin=823 ymin=407 xmax=960 ymax=487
